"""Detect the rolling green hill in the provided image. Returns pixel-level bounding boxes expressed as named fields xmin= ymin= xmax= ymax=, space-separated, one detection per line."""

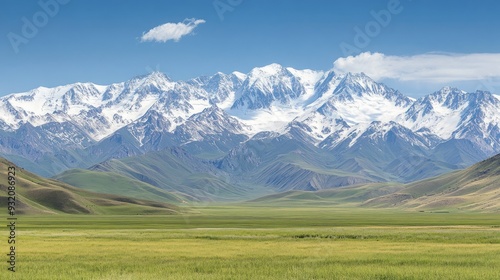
xmin=0 ymin=158 xmax=180 ymax=215
xmin=54 ymin=169 xmax=187 ymax=204
xmin=363 ymin=153 xmax=500 ymax=211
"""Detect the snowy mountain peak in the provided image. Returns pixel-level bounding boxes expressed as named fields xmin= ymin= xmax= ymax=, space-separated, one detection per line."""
xmin=174 ymin=104 xmax=249 ymax=142
xmin=250 ymin=63 xmax=285 ymax=76
xmin=427 ymin=86 xmax=467 ymax=105
xmin=436 ymin=86 xmax=466 ymax=95
xmin=231 ymin=64 xmax=306 ymax=110
xmin=336 ymin=72 xmax=393 ymax=97
xmin=124 ymin=71 xmax=174 ymax=92
xmin=422 ymin=87 xmax=499 ymax=111
xmin=245 ymin=63 xmax=290 ymax=86
xmin=398 ymin=86 xmax=500 ymax=147
xmin=343 ymin=71 xmax=370 ymax=81
xmin=140 ymin=71 xmax=172 ymax=82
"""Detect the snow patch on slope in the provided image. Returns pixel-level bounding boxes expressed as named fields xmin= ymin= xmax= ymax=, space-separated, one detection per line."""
xmin=286 ymin=68 xmax=324 ymax=100
xmin=228 ymin=104 xmax=304 ymax=135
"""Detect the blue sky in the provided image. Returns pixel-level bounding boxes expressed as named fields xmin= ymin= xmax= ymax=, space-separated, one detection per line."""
xmin=1 ymin=0 xmax=500 ymax=97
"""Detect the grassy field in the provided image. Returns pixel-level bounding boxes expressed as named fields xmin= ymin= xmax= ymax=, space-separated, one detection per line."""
xmin=5 ymin=206 xmax=500 ymax=279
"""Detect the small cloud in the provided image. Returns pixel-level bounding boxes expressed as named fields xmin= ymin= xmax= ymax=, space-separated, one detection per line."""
xmin=333 ymin=52 xmax=500 ymax=83
xmin=141 ymin=18 xmax=206 ymax=43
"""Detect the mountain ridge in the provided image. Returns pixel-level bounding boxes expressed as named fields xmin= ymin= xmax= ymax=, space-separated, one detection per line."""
xmin=0 ymin=64 xmax=499 ymax=190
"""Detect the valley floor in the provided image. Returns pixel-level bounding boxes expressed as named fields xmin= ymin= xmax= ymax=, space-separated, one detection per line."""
xmin=5 ymin=206 xmax=500 ymax=279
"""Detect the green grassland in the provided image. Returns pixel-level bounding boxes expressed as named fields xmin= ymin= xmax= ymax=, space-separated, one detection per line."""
xmin=2 ymin=155 xmax=500 ymax=279
xmin=5 ymin=206 xmax=500 ymax=279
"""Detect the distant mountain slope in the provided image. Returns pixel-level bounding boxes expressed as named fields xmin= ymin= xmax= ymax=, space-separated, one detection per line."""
xmin=54 ymin=169 xmax=186 ymax=204
xmin=216 ymin=134 xmax=378 ymax=191
xmin=81 ymin=147 xmax=268 ymax=201
xmin=363 ymin=153 xmax=500 ymax=211
xmin=247 ymin=153 xmax=500 ymax=212
xmin=248 ymin=182 xmax=404 ymax=206
xmin=0 ymin=158 xmax=179 ymax=215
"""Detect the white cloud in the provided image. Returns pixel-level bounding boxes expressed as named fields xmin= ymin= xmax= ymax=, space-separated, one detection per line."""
xmin=141 ymin=18 xmax=206 ymax=43
xmin=333 ymin=52 xmax=500 ymax=83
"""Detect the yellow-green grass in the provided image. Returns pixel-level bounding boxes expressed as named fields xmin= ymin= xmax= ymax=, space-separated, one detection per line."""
xmin=5 ymin=206 xmax=500 ymax=279
xmin=15 ymin=206 xmax=500 ymax=229
xmin=13 ymin=228 xmax=500 ymax=280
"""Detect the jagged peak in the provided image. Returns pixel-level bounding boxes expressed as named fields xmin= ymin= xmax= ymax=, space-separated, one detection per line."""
xmin=431 ymin=86 xmax=467 ymax=97
xmin=199 ymin=104 xmax=224 ymax=114
xmin=129 ymin=71 xmax=172 ymax=86
xmin=421 ymin=86 xmax=499 ymax=109
xmin=334 ymin=72 xmax=399 ymax=97
xmin=342 ymin=71 xmax=371 ymax=80
xmin=336 ymin=72 xmax=380 ymax=88
xmin=430 ymin=88 xmax=498 ymax=103
xmin=123 ymin=71 xmax=176 ymax=94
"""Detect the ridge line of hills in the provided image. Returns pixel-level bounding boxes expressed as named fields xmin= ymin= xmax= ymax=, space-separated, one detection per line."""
xmin=247 ymin=153 xmax=500 ymax=212
xmin=2 ymin=152 xmax=499 ymax=213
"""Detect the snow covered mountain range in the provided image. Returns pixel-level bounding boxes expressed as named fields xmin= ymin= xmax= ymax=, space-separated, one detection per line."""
xmin=1 ymin=64 xmax=500 ymax=187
